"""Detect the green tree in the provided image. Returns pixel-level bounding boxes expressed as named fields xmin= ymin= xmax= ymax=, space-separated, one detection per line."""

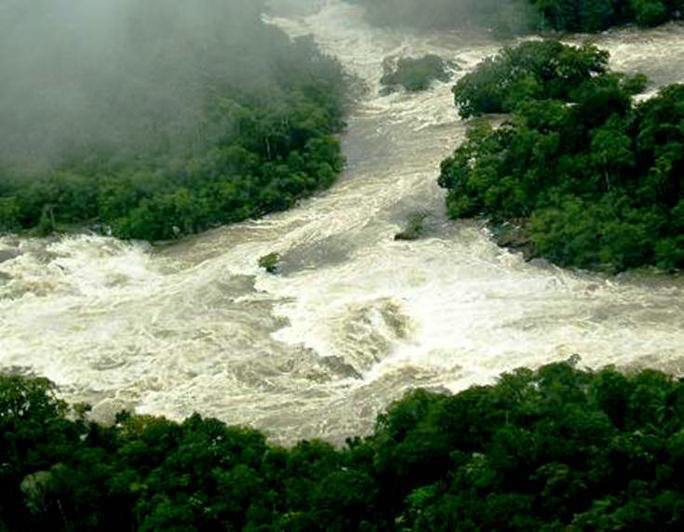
xmin=441 ymin=42 xmax=682 ymax=272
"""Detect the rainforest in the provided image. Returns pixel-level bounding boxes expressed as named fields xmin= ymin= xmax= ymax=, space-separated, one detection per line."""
xmin=0 ymin=0 xmax=347 ymax=241
xmin=5 ymin=362 xmax=684 ymax=530
xmin=0 ymin=0 xmax=683 ymax=530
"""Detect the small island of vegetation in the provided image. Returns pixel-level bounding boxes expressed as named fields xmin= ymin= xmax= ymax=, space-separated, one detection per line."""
xmin=380 ymin=55 xmax=454 ymax=93
xmin=439 ymin=41 xmax=683 ymax=272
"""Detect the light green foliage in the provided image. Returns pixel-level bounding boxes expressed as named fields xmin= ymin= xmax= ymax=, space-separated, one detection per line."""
xmin=4 ymin=361 xmax=684 ymax=529
xmin=258 ymin=252 xmax=281 ymax=274
xmin=381 ymin=55 xmax=453 ymax=93
xmin=440 ymin=42 xmax=682 ymax=272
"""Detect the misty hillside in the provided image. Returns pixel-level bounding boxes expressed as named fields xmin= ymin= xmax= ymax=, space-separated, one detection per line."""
xmin=348 ymin=0 xmax=683 ymax=32
xmin=0 ymin=0 xmax=347 ymax=239
xmin=0 ymin=0 xmax=337 ymax=166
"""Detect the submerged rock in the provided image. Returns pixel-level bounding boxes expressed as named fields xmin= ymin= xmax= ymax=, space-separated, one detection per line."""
xmin=491 ymin=219 xmax=536 ymax=261
xmin=320 ymin=356 xmax=363 ymax=380
xmin=0 ymin=248 xmax=21 ymax=263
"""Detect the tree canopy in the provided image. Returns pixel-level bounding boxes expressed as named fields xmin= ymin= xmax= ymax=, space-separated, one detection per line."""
xmin=440 ymin=41 xmax=682 ymax=272
xmin=347 ymin=0 xmax=537 ymax=36
xmin=452 ymin=40 xmax=612 ymax=118
xmin=3 ymin=360 xmax=684 ymax=530
xmin=349 ymin=0 xmax=683 ymax=33
xmin=531 ymin=0 xmax=684 ymax=31
xmin=0 ymin=1 xmax=347 ymax=241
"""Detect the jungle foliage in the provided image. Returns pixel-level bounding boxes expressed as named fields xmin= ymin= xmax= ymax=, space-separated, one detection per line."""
xmin=4 ymin=362 xmax=684 ymax=530
xmin=440 ymin=41 xmax=682 ymax=271
xmin=347 ymin=0 xmax=538 ymax=36
xmin=0 ymin=1 xmax=347 ymax=241
xmin=530 ymin=0 xmax=684 ymax=31
xmin=452 ymin=40 xmax=613 ymax=118
xmin=348 ymin=0 xmax=683 ymax=32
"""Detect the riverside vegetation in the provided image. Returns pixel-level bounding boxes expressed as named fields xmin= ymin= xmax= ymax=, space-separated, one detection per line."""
xmin=4 ymin=361 xmax=684 ymax=530
xmin=439 ymin=40 xmax=683 ymax=272
xmin=349 ymin=0 xmax=683 ymax=33
xmin=0 ymin=1 xmax=346 ymax=242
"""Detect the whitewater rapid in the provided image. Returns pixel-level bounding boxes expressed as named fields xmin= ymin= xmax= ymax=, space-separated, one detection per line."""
xmin=1 ymin=1 xmax=683 ymax=443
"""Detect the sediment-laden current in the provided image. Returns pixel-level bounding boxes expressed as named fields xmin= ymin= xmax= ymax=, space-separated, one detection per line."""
xmin=1 ymin=1 xmax=683 ymax=443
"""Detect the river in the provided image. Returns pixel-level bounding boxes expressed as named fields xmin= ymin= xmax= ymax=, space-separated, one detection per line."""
xmin=1 ymin=0 xmax=683 ymax=444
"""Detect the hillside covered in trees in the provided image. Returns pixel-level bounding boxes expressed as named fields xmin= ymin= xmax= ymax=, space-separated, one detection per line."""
xmin=439 ymin=41 xmax=683 ymax=272
xmin=3 ymin=361 xmax=684 ymax=530
xmin=347 ymin=0 xmax=536 ymax=35
xmin=0 ymin=0 xmax=347 ymax=241
xmin=348 ymin=0 xmax=683 ymax=33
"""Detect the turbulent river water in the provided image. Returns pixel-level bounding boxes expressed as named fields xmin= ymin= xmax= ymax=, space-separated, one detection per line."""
xmin=1 ymin=1 xmax=683 ymax=444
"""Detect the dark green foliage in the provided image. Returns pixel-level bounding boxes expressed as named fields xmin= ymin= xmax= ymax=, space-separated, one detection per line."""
xmin=349 ymin=0 xmax=682 ymax=32
xmin=532 ymin=0 xmax=683 ymax=30
xmin=381 ymin=55 xmax=454 ymax=93
xmin=453 ymin=40 xmax=610 ymax=118
xmin=0 ymin=198 xmax=20 ymax=232
xmin=631 ymin=0 xmax=670 ymax=27
xmin=4 ymin=361 xmax=684 ymax=529
xmin=0 ymin=5 xmax=347 ymax=242
xmin=440 ymin=42 xmax=682 ymax=272
xmin=347 ymin=0 xmax=539 ymax=35
xmin=531 ymin=0 xmax=618 ymax=31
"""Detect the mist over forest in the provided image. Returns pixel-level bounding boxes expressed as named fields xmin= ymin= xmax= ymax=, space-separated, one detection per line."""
xmin=0 ymin=0 xmax=325 ymax=171
xmin=0 ymin=0 xmax=346 ymax=239
xmin=347 ymin=0 xmax=535 ymax=33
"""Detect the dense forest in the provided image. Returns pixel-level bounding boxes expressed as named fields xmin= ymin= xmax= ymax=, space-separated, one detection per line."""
xmin=3 ymin=361 xmax=684 ymax=530
xmin=348 ymin=0 xmax=683 ymax=32
xmin=0 ymin=0 xmax=347 ymax=241
xmin=439 ymin=41 xmax=683 ymax=272
xmin=347 ymin=0 xmax=536 ymax=35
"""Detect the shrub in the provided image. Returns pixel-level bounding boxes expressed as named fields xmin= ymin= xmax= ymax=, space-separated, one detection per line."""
xmin=381 ymin=55 xmax=453 ymax=93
